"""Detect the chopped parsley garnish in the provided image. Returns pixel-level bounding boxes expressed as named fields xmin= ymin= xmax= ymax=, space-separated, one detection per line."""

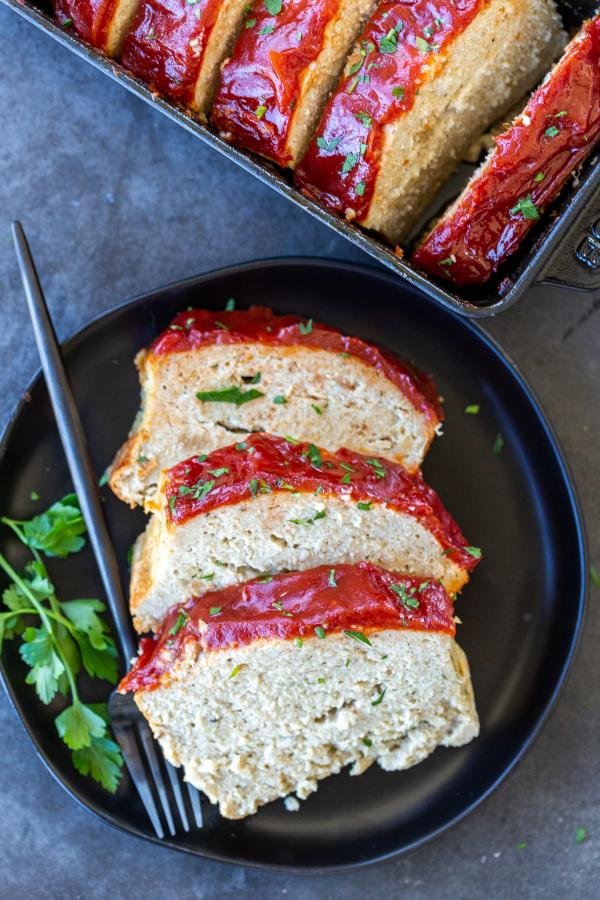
xmin=416 ymin=36 xmax=438 ymax=53
xmin=545 ymin=125 xmax=560 ymax=138
xmin=510 ymin=195 xmax=540 ymax=220
xmin=199 ymin=573 xmax=214 ymax=581
xmin=316 ymin=677 xmax=326 ymax=684
xmin=264 ymin=0 xmax=282 ymax=13
xmin=289 ymin=510 xmax=326 ymax=527
xmin=390 ymin=583 xmax=420 ymax=610
xmin=136 ymin=455 xmax=149 ymax=464
xmin=379 ymin=22 xmax=403 ymax=54
xmin=312 ymin=404 xmax=323 ymax=415
xmin=258 ymin=575 xmax=274 ymax=583
xmin=314 ymin=625 xmax=327 ymax=639
xmin=355 ymin=111 xmax=372 ymax=127
xmin=417 ymin=580 xmax=430 ymax=592
xmin=534 ymin=172 xmax=545 ymax=183
xmin=344 ymin=630 xmax=372 ymax=646
xmin=439 ymin=255 xmax=456 ymax=267
xmin=30 ymin=491 xmax=40 ymax=501
xmin=169 ymin=496 xmax=177 ymax=513
xmin=209 ymin=607 xmax=222 ymax=617
xmin=225 ymin=298 xmax=235 ymax=310
xmin=575 ymin=827 xmax=587 ymax=844
xmin=362 ymin=737 xmax=373 ymax=747
xmin=371 ymin=687 xmax=386 ymax=706
xmin=465 ymin=404 xmax=480 ymax=414
xmin=355 ymin=181 xmax=366 ymax=197
xmin=465 ymin=546 xmax=482 ymax=558
xmin=229 ymin=664 xmax=243 ymax=679
xmin=492 ymin=433 xmax=504 ymax=455
xmin=306 ymin=443 xmax=322 ymax=469
xmin=295 ymin=637 xmax=303 ymax=648
xmin=208 ymin=467 xmax=229 ymax=478
xmin=61 ymin=17 xmax=73 ymax=26
xmin=235 ymin=441 xmax=248 ymax=451
xmin=299 ymin=318 xmax=313 ymax=335
xmin=196 ymin=386 xmax=264 ymax=405
xmin=169 ymin=610 xmax=188 ymax=636
xmin=357 ymin=501 xmax=373 ymax=511
xmin=259 ymin=23 xmax=275 ymax=34
xmin=98 ymin=470 xmax=109 ymax=487
xmin=366 ymin=458 xmax=386 ymax=479
xmin=392 ymin=85 xmax=405 ymax=99
xmin=516 ymin=841 xmax=527 ymax=851
xmin=245 ymin=17 xmax=256 ymax=28
xmin=328 ymin=569 xmax=337 ymax=588
xmin=194 ymin=454 xmax=208 ymax=463
xmin=179 ymin=479 xmax=215 ymax=501
xmin=242 ymin=372 xmax=261 ymax=384
xmin=255 ymin=105 xmax=267 ymax=119
xmin=341 ymin=152 xmax=358 ymax=174
xmin=273 ymin=395 xmax=287 ymax=404
xmin=317 ymin=136 xmax=341 ymax=153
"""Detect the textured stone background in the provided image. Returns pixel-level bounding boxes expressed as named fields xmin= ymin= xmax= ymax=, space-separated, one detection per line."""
xmin=0 ymin=7 xmax=598 ymax=898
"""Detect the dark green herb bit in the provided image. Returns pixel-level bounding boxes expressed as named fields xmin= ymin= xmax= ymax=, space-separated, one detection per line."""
xmin=316 ymin=677 xmax=326 ymax=684
xmin=439 ymin=255 xmax=456 ymax=267
xmin=245 ymin=17 xmax=256 ymax=28
xmin=366 ymin=458 xmax=386 ymax=479
xmin=534 ymin=172 xmax=545 ymax=183
xmin=372 ymin=687 xmax=386 ymax=706
xmin=289 ymin=510 xmax=326 ymax=527
xmin=98 ymin=470 xmax=110 ymax=487
xmin=357 ymin=501 xmax=373 ymax=511
xmin=390 ymin=583 xmax=420 ymax=609
xmin=299 ymin=318 xmax=313 ymax=335
xmin=516 ymin=841 xmax=527 ymax=851
xmin=259 ymin=23 xmax=274 ymax=34
xmin=235 ymin=442 xmax=248 ymax=451
xmin=169 ymin=496 xmax=177 ymax=513
xmin=264 ymin=0 xmax=282 ymax=13
xmin=342 ymin=152 xmax=358 ymax=174
xmin=355 ymin=181 xmax=366 ymax=197
xmin=312 ymin=404 xmax=323 ymax=415
xmin=126 ymin=544 xmax=135 ymax=568
xmin=295 ymin=637 xmax=303 ymax=648
xmin=196 ymin=386 xmax=264 ymax=405
xmin=314 ymin=625 xmax=327 ymax=639
xmin=545 ymin=125 xmax=560 ymax=138
xmin=255 ymin=105 xmax=267 ymax=119
xmin=510 ymin=195 xmax=540 ymax=220
xmin=316 ymin=136 xmax=341 ymax=153
xmin=208 ymin=467 xmax=229 ymax=478
xmin=344 ymin=630 xmax=372 ymax=646
xmin=492 ymin=433 xmax=504 ymax=455
xmin=179 ymin=479 xmax=215 ymax=502
xmin=168 ymin=610 xmax=188 ymax=636
xmin=209 ymin=607 xmax=222 ymax=617
xmin=30 ymin=491 xmax=40 ymax=501
xmin=392 ymin=85 xmax=405 ymax=99
xmin=273 ymin=395 xmax=287 ymax=404
xmin=225 ymin=298 xmax=235 ymax=310
xmin=229 ymin=664 xmax=243 ymax=679
xmin=136 ymin=455 xmax=149 ymax=464
xmin=306 ymin=443 xmax=322 ymax=468
xmin=199 ymin=573 xmax=214 ymax=581
xmin=416 ymin=35 xmax=437 ymax=53
xmin=355 ymin=111 xmax=372 ymax=126
xmin=465 ymin=546 xmax=482 ymax=558
xmin=328 ymin=569 xmax=337 ymax=588
xmin=362 ymin=737 xmax=373 ymax=747
xmin=575 ymin=827 xmax=587 ymax=844
xmin=194 ymin=454 xmax=208 ymax=463
xmin=465 ymin=404 xmax=480 ymax=415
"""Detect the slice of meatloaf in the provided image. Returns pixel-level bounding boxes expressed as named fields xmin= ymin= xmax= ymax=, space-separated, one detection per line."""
xmin=120 ymin=562 xmax=479 ymax=819
xmin=295 ymin=0 xmax=565 ymax=244
xmin=120 ymin=0 xmax=249 ymax=116
xmin=412 ymin=13 xmax=600 ymax=286
xmin=129 ymin=433 xmax=480 ymax=632
xmin=53 ymin=0 xmax=141 ymax=55
xmin=108 ymin=305 xmax=442 ymax=509
xmin=210 ymin=0 xmax=378 ymax=167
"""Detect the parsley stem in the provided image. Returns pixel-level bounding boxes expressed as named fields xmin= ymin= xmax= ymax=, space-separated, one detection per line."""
xmin=1 ymin=518 xmax=43 ymax=564
xmin=0 ymin=608 xmax=37 ymax=619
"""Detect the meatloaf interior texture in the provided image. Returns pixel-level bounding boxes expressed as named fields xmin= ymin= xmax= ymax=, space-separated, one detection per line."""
xmin=121 ymin=564 xmax=478 ymax=819
xmin=128 ymin=433 xmax=478 ymax=632
xmin=108 ymin=306 xmax=441 ymax=509
xmin=412 ymin=12 xmax=600 ymax=285
xmin=211 ymin=0 xmax=378 ymax=167
xmin=295 ymin=0 xmax=565 ymax=243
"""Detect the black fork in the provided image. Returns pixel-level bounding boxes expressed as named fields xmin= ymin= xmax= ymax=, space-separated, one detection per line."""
xmin=12 ymin=220 xmax=203 ymax=838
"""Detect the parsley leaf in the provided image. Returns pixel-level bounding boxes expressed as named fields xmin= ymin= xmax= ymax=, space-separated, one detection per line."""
xmin=196 ymin=386 xmax=264 ymax=405
xmin=2 ymin=493 xmax=86 ymax=558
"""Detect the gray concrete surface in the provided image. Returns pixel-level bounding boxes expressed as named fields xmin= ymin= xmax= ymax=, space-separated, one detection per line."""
xmin=0 ymin=7 xmax=598 ymax=898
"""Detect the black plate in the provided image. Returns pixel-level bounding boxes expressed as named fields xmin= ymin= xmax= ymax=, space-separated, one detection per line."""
xmin=0 ymin=259 xmax=587 ymax=871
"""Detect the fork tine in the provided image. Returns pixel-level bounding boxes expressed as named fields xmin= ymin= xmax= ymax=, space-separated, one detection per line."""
xmin=111 ymin=720 xmax=164 ymax=839
xmin=164 ymin=762 xmax=190 ymax=832
xmin=137 ymin=722 xmax=177 ymax=837
xmin=187 ymin=780 xmax=204 ymax=828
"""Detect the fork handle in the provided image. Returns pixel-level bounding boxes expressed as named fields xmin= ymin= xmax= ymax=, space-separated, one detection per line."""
xmin=12 ymin=222 xmax=137 ymax=665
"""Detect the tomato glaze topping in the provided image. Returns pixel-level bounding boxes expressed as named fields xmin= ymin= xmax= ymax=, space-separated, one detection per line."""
xmin=164 ymin=433 xmax=479 ymax=571
xmin=149 ymin=305 xmax=441 ymax=422
xmin=121 ymin=0 xmax=224 ymax=106
xmin=53 ymin=0 xmax=118 ymax=48
xmin=295 ymin=0 xmax=487 ymax=220
xmin=211 ymin=0 xmax=343 ymax=166
xmin=412 ymin=15 xmax=600 ymax=286
xmin=119 ymin=562 xmax=456 ymax=692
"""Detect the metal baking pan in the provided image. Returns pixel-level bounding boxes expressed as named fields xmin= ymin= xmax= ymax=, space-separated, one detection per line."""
xmin=3 ymin=0 xmax=600 ymax=317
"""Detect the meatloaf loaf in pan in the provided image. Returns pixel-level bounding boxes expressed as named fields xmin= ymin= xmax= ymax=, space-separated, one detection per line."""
xmin=52 ymin=0 xmax=141 ymax=55
xmin=295 ymin=0 xmax=565 ymax=244
xmin=120 ymin=562 xmax=479 ymax=819
xmin=108 ymin=305 xmax=442 ymax=509
xmin=128 ymin=433 xmax=480 ymax=632
xmin=412 ymin=12 xmax=600 ymax=286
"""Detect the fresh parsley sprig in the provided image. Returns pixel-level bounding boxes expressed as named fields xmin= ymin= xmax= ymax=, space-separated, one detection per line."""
xmin=0 ymin=495 xmax=123 ymax=793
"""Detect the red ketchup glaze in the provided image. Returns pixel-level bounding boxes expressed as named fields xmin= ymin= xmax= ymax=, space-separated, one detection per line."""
xmin=121 ymin=0 xmax=222 ymax=106
xmin=295 ymin=0 xmax=486 ymax=220
xmin=164 ymin=433 xmax=479 ymax=572
xmin=149 ymin=305 xmax=442 ymax=422
xmin=211 ymin=0 xmax=343 ymax=166
xmin=119 ymin=562 xmax=456 ymax=692
xmin=412 ymin=15 xmax=600 ymax=286
xmin=53 ymin=0 xmax=118 ymax=49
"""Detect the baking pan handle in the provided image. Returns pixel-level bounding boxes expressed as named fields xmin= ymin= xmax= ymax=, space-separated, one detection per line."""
xmin=535 ymin=179 xmax=600 ymax=292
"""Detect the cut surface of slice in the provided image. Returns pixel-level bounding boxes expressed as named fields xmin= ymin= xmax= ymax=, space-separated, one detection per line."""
xmin=129 ymin=434 xmax=479 ymax=631
xmin=53 ymin=0 xmax=141 ymax=55
xmin=120 ymin=563 xmax=478 ymax=819
xmin=211 ymin=0 xmax=377 ymax=167
xmin=412 ymin=13 xmax=600 ymax=286
xmin=120 ymin=0 xmax=249 ymax=115
xmin=108 ymin=305 xmax=442 ymax=508
xmin=295 ymin=0 xmax=565 ymax=244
